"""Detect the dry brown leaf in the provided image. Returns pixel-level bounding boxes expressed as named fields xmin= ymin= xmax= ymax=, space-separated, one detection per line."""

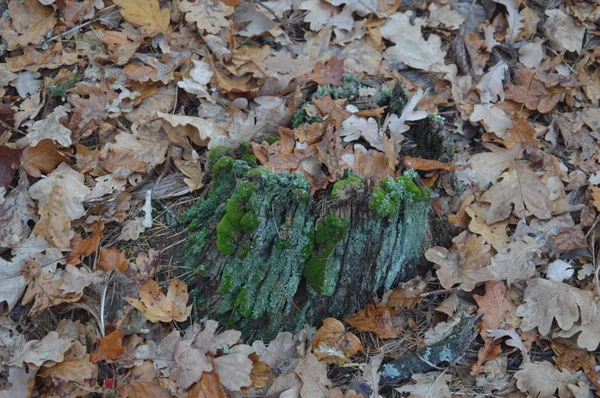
xmin=188 ymin=372 xmax=226 ymax=398
xmin=294 ymin=352 xmax=331 ymax=398
xmin=465 ymin=204 xmax=509 ymax=249
xmin=91 ymin=330 xmax=126 ymax=363
xmin=426 ymin=231 xmax=494 ymax=291
xmin=0 ymin=145 xmax=20 ymax=189
xmin=344 ymin=303 xmax=401 ymax=339
xmin=0 ymin=171 xmax=37 ymax=249
xmin=401 ymin=157 xmax=465 ymax=172
xmin=21 ymin=139 xmax=68 ymax=177
xmin=487 ymin=236 xmax=541 ymax=286
xmin=65 ymin=221 xmax=103 ymax=265
xmin=38 ymin=354 xmax=96 ymax=384
xmin=6 ymin=41 xmax=79 ymax=72
xmin=554 ymin=310 xmax=600 ymax=351
xmin=33 ymin=185 xmax=71 ymax=250
xmin=117 ymin=361 xmax=172 ymax=397
xmin=553 ymin=343 xmax=596 ymax=373
xmin=543 ymin=8 xmax=585 ymax=54
xmin=125 ymin=279 xmax=192 ymax=323
xmin=505 ymin=68 xmax=574 ymax=114
xmin=515 ymin=278 xmax=596 ymax=336
xmin=311 ymin=318 xmax=363 ymax=365
xmin=21 ymin=261 xmax=81 ymax=316
xmin=388 ymin=276 xmax=426 ymax=310
xmin=17 ymin=105 xmax=72 ymax=148
xmin=0 ymin=0 xmax=56 ymax=49
xmin=97 ymin=247 xmax=129 ymax=272
xmin=479 ymin=161 xmax=552 ymax=224
xmin=179 ymin=0 xmax=233 ymax=34
xmin=114 ymin=0 xmax=170 ymax=37
xmin=302 ymin=56 xmax=345 ymax=87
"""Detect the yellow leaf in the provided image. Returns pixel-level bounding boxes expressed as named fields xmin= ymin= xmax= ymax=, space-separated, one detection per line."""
xmin=125 ymin=279 xmax=192 ymax=323
xmin=33 ymin=185 xmax=71 ymax=250
xmin=113 ymin=0 xmax=170 ymax=38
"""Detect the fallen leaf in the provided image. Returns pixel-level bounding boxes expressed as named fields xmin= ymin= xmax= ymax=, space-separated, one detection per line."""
xmin=60 ymin=264 xmax=104 ymax=294
xmin=21 ymin=139 xmax=68 ymax=177
xmin=188 ymin=372 xmax=227 ymax=398
xmin=38 ymin=354 xmax=96 ymax=384
xmin=426 ymin=231 xmax=494 ymax=291
xmin=487 ymin=236 xmax=542 ymax=285
xmin=302 ymin=56 xmax=345 ymax=86
xmin=395 ymin=371 xmax=452 ymax=398
xmin=313 ymin=95 xmax=351 ymax=130
xmin=555 ymin=311 xmax=600 ymax=351
xmin=0 ymin=0 xmax=56 ymax=49
xmin=0 ymin=145 xmax=20 ymax=189
xmin=65 ymin=221 xmax=103 ymax=265
xmin=125 ymin=279 xmax=192 ymax=323
xmin=505 ymin=68 xmax=573 ymax=114
xmin=345 ymin=303 xmax=401 ymax=339
xmin=91 ymin=330 xmax=126 ymax=363
xmin=401 ymin=157 xmax=465 ymax=172
xmin=294 ymin=353 xmax=331 ymax=398
xmin=515 ymin=278 xmax=596 ymax=336
xmin=118 ymin=217 xmax=147 ymax=241
xmin=469 ymin=103 xmax=513 ymax=138
xmin=381 ymin=11 xmax=448 ymax=73
xmin=0 ymin=172 xmax=36 ymax=248
xmin=543 ymin=9 xmax=585 ymax=54
xmin=515 ymin=361 xmax=577 ymax=398
xmin=213 ymin=344 xmax=254 ymax=391
xmin=479 ymin=161 xmax=552 ymax=224
xmin=32 ymin=185 xmax=71 ymax=250
xmin=179 ymin=0 xmax=233 ymax=34
xmin=8 ymin=331 xmax=72 ymax=369
xmin=492 ymin=0 xmax=524 ymax=44
xmin=388 ymin=276 xmax=426 ymax=310
xmin=312 ymin=318 xmax=363 ymax=365
xmin=97 ymin=247 xmax=129 ymax=272
xmin=114 ymin=0 xmax=170 ymax=37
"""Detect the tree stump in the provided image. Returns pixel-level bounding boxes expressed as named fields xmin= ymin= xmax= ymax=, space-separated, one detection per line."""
xmin=184 ymin=147 xmax=430 ymax=339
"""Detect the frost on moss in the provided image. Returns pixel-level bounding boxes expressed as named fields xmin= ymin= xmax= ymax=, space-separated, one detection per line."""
xmin=184 ymin=155 xmax=430 ymax=338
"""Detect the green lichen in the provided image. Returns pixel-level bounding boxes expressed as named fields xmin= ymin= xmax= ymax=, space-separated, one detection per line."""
xmin=312 ymin=75 xmax=360 ymax=101
xmin=369 ymin=172 xmax=426 ymax=218
xmin=216 ymin=182 xmax=257 ymax=256
xmin=304 ymin=213 xmax=349 ymax=294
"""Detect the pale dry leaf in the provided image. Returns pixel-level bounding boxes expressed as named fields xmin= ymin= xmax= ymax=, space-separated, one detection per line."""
xmin=543 ymin=9 xmax=585 ymax=54
xmin=179 ymin=0 xmax=233 ymax=34
xmin=171 ymin=338 xmax=212 ymax=389
xmin=60 ymin=264 xmax=104 ymax=294
xmin=427 ymin=3 xmax=464 ymax=30
xmin=479 ymin=162 xmax=552 ymax=224
xmin=424 ymin=318 xmax=460 ymax=346
xmin=125 ymin=279 xmax=192 ymax=323
xmin=492 ymin=0 xmax=524 ymax=44
xmin=0 ymin=172 xmax=36 ymax=249
xmin=102 ymin=128 xmax=170 ymax=175
xmin=476 ymin=62 xmax=508 ymax=104
xmin=468 ymin=143 xmax=523 ymax=190
xmin=118 ymin=217 xmax=146 ymax=241
xmin=465 ymin=205 xmax=509 ymax=249
xmin=252 ymin=332 xmax=298 ymax=370
xmin=487 ymin=329 xmax=529 ymax=362
xmin=294 ymin=352 xmax=331 ymax=398
xmin=487 ymin=236 xmax=541 ymax=286
xmin=380 ymin=12 xmax=448 ymax=73
xmin=86 ymin=175 xmax=127 ymax=200
xmin=519 ymin=38 xmax=545 ymax=69
xmin=555 ymin=309 xmax=600 ymax=351
xmin=158 ymin=111 xmax=227 ymax=146
xmin=426 ymin=231 xmax=494 ymax=291
xmin=515 ymin=278 xmax=597 ymax=336
xmin=0 ymin=0 xmax=56 ymax=49
xmin=37 ymin=354 xmax=96 ymax=385
xmin=395 ymin=371 xmax=452 ymax=398
xmin=32 ymin=185 xmax=71 ymax=250
xmin=469 ymin=103 xmax=513 ymax=137
xmin=12 ymin=71 xmax=42 ymax=98
xmin=113 ymin=0 xmax=170 ymax=37
xmin=299 ymin=0 xmax=353 ymax=31
xmin=546 ymin=259 xmax=574 ymax=282
xmin=17 ymin=106 xmax=72 ymax=148
xmin=213 ymin=344 xmax=254 ymax=391
xmin=514 ymin=361 xmax=577 ymax=398
xmin=178 ymin=59 xmax=214 ymax=101
xmin=8 ymin=331 xmax=72 ymax=369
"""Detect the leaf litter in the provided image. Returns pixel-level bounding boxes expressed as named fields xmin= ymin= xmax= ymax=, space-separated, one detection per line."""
xmin=0 ymin=0 xmax=599 ymax=396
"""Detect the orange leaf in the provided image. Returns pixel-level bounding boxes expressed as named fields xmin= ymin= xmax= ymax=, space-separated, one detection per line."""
xmin=345 ymin=303 xmax=401 ymax=339
xmin=354 ymin=106 xmax=387 ymax=118
xmin=188 ymin=372 xmax=226 ymax=398
xmin=91 ymin=330 xmax=126 ymax=363
xmin=124 ymin=279 xmax=192 ymax=323
xmin=97 ymin=247 xmax=129 ymax=272
xmin=312 ymin=318 xmax=363 ymax=364
xmin=401 ymin=157 xmax=466 ymax=172
xmin=313 ymin=95 xmax=351 ymax=130
xmin=302 ymin=56 xmax=345 ymax=87
xmin=590 ymin=185 xmax=600 ymax=212
xmin=66 ymin=221 xmax=104 ymax=265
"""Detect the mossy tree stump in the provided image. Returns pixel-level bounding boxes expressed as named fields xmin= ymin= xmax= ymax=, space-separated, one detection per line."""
xmin=184 ymin=147 xmax=430 ymax=339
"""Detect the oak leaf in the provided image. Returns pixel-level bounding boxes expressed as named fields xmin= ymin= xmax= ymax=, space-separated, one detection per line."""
xmin=21 ymin=261 xmax=81 ymax=316
xmin=66 ymin=221 xmax=104 ymax=265
xmin=492 ymin=0 xmax=524 ymax=44
xmin=515 ymin=278 xmax=597 ymax=336
xmin=302 ymin=56 xmax=345 ymax=87
xmin=294 ymin=353 xmax=331 ymax=398
xmin=543 ymin=9 xmax=585 ymax=54
xmin=555 ymin=313 xmax=600 ymax=351
xmin=469 ymin=103 xmax=513 ymax=138
xmin=0 ymin=0 xmax=56 ymax=49
xmin=395 ymin=372 xmax=452 ymax=398
xmin=117 ymin=361 xmax=172 ymax=397
xmin=8 ymin=331 xmax=72 ymax=369
xmin=188 ymin=372 xmax=226 ymax=398
xmin=91 ymin=330 xmax=126 ymax=363
xmin=21 ymin=139 xmax=68 ymax=178
xmin=212 ymin=344 xmax=254 ymax=391
xmin=515 ymin=361 xmax=577 ymax=398
xmin=179 ymin=0 xmax=233 ymax=34
xmin=32 ymin=185 xmax=71 ymax=250
xmin=312 ymin=318 xmax=363 ymax=365
xmin=505 ymin=68 xmax=572 ymax=114
xmin=0 ymin=172 xmax=36 ymax=249
xmin=125 ymin=279 xmax=192 ymax=323
xmin=313 ymin=95 xmax=351 ymax=130
xmin=114 ymin=0 xmax=170 ymax=37
xmin=479 ymin=161 xmax=552 ymax=224
xmin=38 ymin=354 xmax=96 ymax=384
xmin=426 ymin=231 xmax=494 ymax=291
xmin=488 ymin=237 xmax=542 ymax=286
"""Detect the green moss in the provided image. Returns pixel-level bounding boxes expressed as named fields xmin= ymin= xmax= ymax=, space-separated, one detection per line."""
xmin=369 ymin=173 xmax=428 ymax=218
xmin=216 ymin=182 xmax=258 ymax=256
xmin=264 ymin=136 xmax=280 ymax=144
xmin=304 ymin=213 xmax=349 ymax=294
xmin=331 ymin=174 xmax=364 ymax=200
xmin=211 ymin=156 xmax=234 ymax=177
xmin=388 ymin=80 xmax=409 ymax=116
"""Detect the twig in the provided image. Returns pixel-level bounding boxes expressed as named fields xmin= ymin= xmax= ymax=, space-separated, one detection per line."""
xmin=99 ymin=271 xmax=115 ymax=337
xmin=45 ymin=5 xmax=119 ymax=43
xmin=419 ymin=287 xmax=461 ymax=297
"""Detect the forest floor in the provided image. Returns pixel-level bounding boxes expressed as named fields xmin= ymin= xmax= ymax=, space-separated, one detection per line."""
xmin=1 ymin=0 xmax=600 ymax=396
